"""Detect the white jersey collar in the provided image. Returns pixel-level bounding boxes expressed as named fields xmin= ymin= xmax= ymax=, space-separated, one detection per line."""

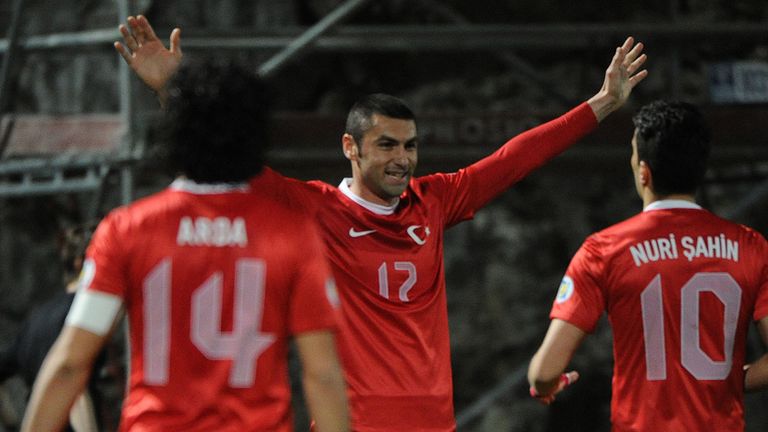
xmin=339 ymin=178 xmax=399 ymax=215
xmin=643 ymin=199 xmax=702 ymax=212
xmin=170 ymin=178 xmax=250 ymax=194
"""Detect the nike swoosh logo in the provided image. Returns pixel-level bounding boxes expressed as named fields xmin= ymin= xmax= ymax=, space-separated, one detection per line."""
xmin=349 ymin=228 xmax=377 ymax=238
xmin=407 ymin=225 xmax=428 ymax=245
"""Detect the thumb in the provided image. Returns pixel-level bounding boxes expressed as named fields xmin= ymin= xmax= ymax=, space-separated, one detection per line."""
xmin=170 ymin=28 xmax=182 ymax=55
xmin=561 ymin=370 xmax=580 ymax=389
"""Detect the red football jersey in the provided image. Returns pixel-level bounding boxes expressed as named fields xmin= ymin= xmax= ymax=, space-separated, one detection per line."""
xmin=551 ymin=201 xmax=768 ymax=432
xmin=258 ymin=102 xmax=597 ymax=431
xmin=82 ymin=179 xmax=338 ymax=432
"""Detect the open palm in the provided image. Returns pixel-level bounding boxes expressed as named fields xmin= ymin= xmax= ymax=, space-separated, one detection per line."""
xmin=114 ymin=15 xmax=182 ymax=93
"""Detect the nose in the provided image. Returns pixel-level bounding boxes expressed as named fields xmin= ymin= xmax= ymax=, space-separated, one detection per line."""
xmin=392 ymin=146 xmax=410 ymax=165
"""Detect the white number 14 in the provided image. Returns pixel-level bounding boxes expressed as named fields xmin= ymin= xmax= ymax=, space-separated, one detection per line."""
xmin=143 ymin=258 xmax=276 ymax=387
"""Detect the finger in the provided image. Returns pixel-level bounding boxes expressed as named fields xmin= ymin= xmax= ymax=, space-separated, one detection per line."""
xmin=138 ymin=15 xmax=159 ymax=41
xmin=627 ymin=53 xmax=647 ymax=75
xmin=119 ymin=24 xmax=138 ymax=52
xmin=624 ymin=42 xmax=645 ymax=65
xmin=131 ymin=15 xmax=148 ymax=45
xmin=169 ymin=27 xmax=182 ymax=54
xmin=613 ymin=46 xmax=624 ymax=62
xmin=605 ymin=46 xmax=625 ymax=78
xmin=606 ymin=46 xmax=624 ymax=74
xmin=114 ymin=42 xmax=133 ymax=65
xmin=628 ymin=69 xmax=649 ymax=88
xmin=127 ymin=15 xmax=147 ymax=46
xmin=562 ymin=371 xmax=580 ymax=386
xmin=620 ymin=36 xmax=634 ymax=53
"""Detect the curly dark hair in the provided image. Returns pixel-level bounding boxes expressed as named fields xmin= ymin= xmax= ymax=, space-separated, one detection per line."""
xmin=345 ymin=93 xmax=415 ymax=146
xmin=161 ymin=57 xmax=272 ymax=183
xmin=632 ymin=100 xmax=711 ymax=196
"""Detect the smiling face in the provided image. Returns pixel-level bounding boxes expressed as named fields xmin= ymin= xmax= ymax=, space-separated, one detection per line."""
xmin=343 ymin=113 xmax=418 ymax=205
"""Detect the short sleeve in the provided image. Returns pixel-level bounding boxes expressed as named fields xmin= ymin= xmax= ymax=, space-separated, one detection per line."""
xmin=81 ymin=210 xmax=129 ymax=299
xmin=287 ymin=220 xmax=339 ymax=335
xmin=550 ymin=235 xmax=607 ymax=333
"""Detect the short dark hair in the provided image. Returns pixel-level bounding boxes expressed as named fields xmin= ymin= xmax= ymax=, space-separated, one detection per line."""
xmin=345 ymin=93 xmax=415 ymax=145
xmin=632 ymin=100 xmax=711 ymax=195
xmin=162 ymin=58 xmax=271 ymax=183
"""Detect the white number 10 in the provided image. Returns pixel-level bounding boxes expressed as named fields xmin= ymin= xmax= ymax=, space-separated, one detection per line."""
xmin=143 ymin=258 xmax=276 ymax=387
xmin=640 ymin=272 xmax=741 ymax=381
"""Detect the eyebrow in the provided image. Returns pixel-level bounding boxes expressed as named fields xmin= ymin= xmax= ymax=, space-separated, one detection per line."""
xmin=374 ymin=134 xmax=418 ymax=144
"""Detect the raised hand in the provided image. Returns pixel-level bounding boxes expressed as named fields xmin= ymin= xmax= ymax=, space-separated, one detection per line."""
xmin=588 ymin=36 xmax=648 ymax=122
xmin=114 ymin=15 xmax=182 ymax=95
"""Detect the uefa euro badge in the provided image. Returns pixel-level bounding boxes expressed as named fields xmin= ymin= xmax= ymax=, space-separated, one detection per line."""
xmin=555 ymin=276 xmax=574 ymax=304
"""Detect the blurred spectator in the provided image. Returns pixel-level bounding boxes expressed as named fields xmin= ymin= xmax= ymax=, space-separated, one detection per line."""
xmin=0 ymin=223 xmax=102 ymax=432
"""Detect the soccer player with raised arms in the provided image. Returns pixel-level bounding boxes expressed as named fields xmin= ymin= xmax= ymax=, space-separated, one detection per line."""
xmin=114 ymin=15 xmax=647 ymax=431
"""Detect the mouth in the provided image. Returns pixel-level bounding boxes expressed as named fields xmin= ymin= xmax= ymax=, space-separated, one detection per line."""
xmin=384 ymin=168 xmax=409 ymax=184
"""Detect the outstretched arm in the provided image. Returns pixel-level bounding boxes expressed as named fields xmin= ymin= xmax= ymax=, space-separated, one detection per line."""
xmin=114 ymin=15 xmax=182 ymax=103
xmin=528 ymin=319 xmax=586 ymax=404
xmin=435 ymin=37 xmax=648 ymax=227
xmin=587 ymin=36 xmax=648 ymax=122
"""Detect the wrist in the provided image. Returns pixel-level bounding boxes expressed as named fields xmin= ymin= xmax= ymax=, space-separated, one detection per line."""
xmin=156 ymin=87 xmax=169 ymax=108
xmin=586 ymin=91 xmax=619 ymax=123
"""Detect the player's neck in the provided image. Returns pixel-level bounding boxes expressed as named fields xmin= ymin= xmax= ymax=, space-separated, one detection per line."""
xmin=643 ymin=192 xmax=696 ymax=209
xmin=348 ymin=178 xmax=398 ymax=207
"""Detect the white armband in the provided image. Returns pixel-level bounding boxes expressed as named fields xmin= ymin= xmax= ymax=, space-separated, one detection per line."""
xmin=65 ymin=290 xmax=123 ymax=336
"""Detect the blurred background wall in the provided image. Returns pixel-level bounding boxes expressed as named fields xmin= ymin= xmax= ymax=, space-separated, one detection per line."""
xmin=1 ymin=1 xmax=768 ymax=431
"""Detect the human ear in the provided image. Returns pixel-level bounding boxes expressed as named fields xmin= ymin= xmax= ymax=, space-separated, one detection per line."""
xmin=342 ymin=133 xmax=357 ymax=160
xmin=638 ymin=161 xmax=651 ymax=186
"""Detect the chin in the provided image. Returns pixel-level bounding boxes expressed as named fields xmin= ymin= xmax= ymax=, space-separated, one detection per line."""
xmin=382 ymin=185 xmax=407 ymax=199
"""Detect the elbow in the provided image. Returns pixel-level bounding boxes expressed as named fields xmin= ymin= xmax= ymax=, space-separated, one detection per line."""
xmin=41 ymin=360 xmax=93 ymax=391
xmin=56 ymin=361 xmax=91 ymax=379
xmin=42 ymin=349 xmax=95 ymax=386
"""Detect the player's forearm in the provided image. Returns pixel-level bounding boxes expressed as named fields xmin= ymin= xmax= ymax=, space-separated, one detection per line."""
xmin=528 ymin=319 xmax=585 ymax=397
xmin=745 ymin=354 xmax=768 ymax=392
xmin=492 ymin=102 xmax=597 ymax=173
xmin=21 ymin=357 xmax=91 ymax=432
xmin=462 ymin=102 xmax=597 ymax=209
xmin=303 ymin=369 xmax=350 ymax=432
